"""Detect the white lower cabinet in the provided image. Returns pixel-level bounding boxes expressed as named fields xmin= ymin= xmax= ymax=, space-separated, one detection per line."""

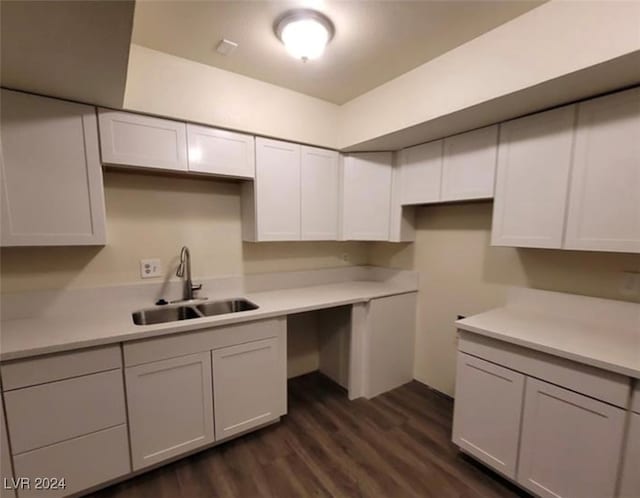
xmin=452 ymin=353 xmax=525 ymax=478
xmin=517 ymin=378 xmax=625 ymax=498
xmin=212 ymin=337 xmax=286 ymax=440
xmin=453 ymin=334 xmax=632 ymax=498
xmin=0 ymin=395 xmax=15 ymax=498
xmin=619 ymin=412 xmax=640 ymax=498
xmin=125 ymin=352 xmax=215 ymax=470
xmin=12 ymin=425 xmax=129 ymax=498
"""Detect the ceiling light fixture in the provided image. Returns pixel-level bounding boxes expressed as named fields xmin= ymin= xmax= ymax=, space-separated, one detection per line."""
xmin=275 ymin=9 xmax=334 ymax=62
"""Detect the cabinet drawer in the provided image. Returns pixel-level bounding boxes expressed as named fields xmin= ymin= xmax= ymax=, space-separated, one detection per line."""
xmin=1 ymin=345 xmax=121 ymax=390
xmin=5 ymin=369 xmax=126 ymax=454
xmin=458 ymin=331 xmax=630 ymax=407
xmin=124 ymin=317 xmax=285 ymax=366
xmin=632 ymin=382 xmax=640 ymax=414
xmin=12 ymin=424 xmax=130 ymax=498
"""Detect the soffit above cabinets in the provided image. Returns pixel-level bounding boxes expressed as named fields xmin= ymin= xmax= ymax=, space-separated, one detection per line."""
xmin=0 ymin=0 xmax=135 ymax=108
xmin=131 ymin=0 xmax=544 ymax=105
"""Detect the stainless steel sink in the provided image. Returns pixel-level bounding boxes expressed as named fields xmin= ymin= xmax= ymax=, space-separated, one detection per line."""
xmin=131 ymin=298 xmax=259 ymax=325
xmin=195 ymin=298 xmax=258 ymax=316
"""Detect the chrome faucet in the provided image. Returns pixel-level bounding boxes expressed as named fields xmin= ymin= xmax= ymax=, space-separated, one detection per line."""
xmin=176 ymin=246 xmax=202 ymax=301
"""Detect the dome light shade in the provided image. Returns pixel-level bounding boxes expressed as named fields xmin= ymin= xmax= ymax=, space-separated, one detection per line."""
xmin=275 ymin=10 xmax=334 ymax=62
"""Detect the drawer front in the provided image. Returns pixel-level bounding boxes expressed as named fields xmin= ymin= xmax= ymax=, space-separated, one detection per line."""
xmin=1 ymin=345 xmax=121 ymax=390
xmin=124 ymin=317 xmax=285 ymax=367
xmin=5 ymin=369 xmax=126 ymax=454
xmin=458 ymin=331 xmax=630 ymax=407
xmin=12 ymin=425 xmax=130 ymax=498
xmin=632 ymin=381 xmax=640 ymax=414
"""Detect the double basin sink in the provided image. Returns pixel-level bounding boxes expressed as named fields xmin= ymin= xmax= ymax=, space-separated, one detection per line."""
xmin=132 ymin=298 xmax=259 ymax=326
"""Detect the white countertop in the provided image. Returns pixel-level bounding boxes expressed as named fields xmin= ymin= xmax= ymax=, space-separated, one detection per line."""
xmin=0 ymin=280 xmax=417 ymax=362
xmin=456 ymin=289 xmax=640 ymax=379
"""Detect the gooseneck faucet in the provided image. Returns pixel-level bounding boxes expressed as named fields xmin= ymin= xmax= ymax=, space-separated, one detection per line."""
xmin=176 ymin=246 xmax=202 ymax=301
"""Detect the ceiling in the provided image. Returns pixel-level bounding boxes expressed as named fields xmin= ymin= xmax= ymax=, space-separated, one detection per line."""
xmin=1 ymin=0 xmax=135 ymax=108
xmin=132 ymin=0 xmax=544 ymax=105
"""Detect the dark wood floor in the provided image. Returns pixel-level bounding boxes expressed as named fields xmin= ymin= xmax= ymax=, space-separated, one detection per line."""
xmin=88 ymin=373 xmax=529 ymax=498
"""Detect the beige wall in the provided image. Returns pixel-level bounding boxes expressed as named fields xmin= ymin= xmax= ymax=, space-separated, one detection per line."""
xmin=339 ymin=0 xmax=640 ymax=148
xmin=124 ymin=45 xmax=341 ymax=149
xmin=0 ymin=170 xmax=368 ymax=293
xmin=1 ymin=175 xmax=637 ymax=394
xmin=369 ymin=202 xmax=640 ymax=396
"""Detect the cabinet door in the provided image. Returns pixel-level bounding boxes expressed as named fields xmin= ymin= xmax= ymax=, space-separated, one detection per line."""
xmin=98 ymin=109 xmax=188 ymax=171
xmin=452 ymin=352 xmax=525 ymax=479
xmin=565 ymin=88 xmax=640 ymax=253
xmin=0 ymin=90 xmax=106 ymax=246
xmin=492 ymin=105 xmax=575 ymax=248
xmin=399 ymin=140 xmax=443 ymax=205
xmin=186 ymin=124 xmax=255 ymax=179
xmin=254 ymin=137 xmax=301 ymax=241
xmin=517 ymin=378 xmax=625 ymax=498
xmin=212 ymin=337 xmax=285 ymax=441
xmin=125 ymin=352 xmax=214 ymax=470
xmin=1 ymin=395 xmax=16 ymax=498
xmin=365 ymin=293 xmax=417 ymax=398
xmin=442 ymin=125 xmax=498 ymax=201
xmin=341 ymin=152 xmax=392 ymax=241
xmin=300 ymin=146 xmax=339 ymax=240
xmin=619 ymin=412 xmax=640 ymax=498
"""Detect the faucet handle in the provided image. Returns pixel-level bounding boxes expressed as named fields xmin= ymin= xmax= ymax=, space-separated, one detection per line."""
xmin=192 ymin=283 xmax=203 ymax=292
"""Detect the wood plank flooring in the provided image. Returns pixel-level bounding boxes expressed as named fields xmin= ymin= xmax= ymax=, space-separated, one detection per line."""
xmin=87 ymin=373 xmax=530 ymax=498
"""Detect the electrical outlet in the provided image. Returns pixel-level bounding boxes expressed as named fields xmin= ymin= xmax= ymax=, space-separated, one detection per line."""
xmin=620 ymin=271 xmax=640 ymax=297
xmin=140 ymin=258 xmax=162 ymax=279
xmin=341 ymin=253 xmax=350 ymax=262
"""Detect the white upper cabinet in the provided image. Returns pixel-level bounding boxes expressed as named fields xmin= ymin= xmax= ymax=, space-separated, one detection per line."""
xmin=565 ymin=88 xmax=640 ymax=253
xmin=0 ymin=90 xmax=106 ymax=246
xmin=249 ymin=137 xmax=301 ymax=241
xmin=441 ymin=125 xmax=498 ymax=202
xmin=399 ymin=140 xmax=443 ymax=205
xmin=186 ymin=124 xmax=255 ymax=179
xmin=492 ymin=105 xmax=576 ymax=249
xmin=341 ymin=152 xmax=393 ymax=241
xmin=300 ymin=146 xmax=339 ymax=240
xmin=98 ymin=109 xmax=188 ymax=172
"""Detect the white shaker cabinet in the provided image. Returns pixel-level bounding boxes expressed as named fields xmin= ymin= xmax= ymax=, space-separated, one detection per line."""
xmin=452 ymin=353 xmax=525 ymax=479
xmin=300 ymin=145 xmax=339 ymax=240
xmin=243 ymin=137 xmax=301 ymax=241
xmin=492 ymin=105 xmax=576 ymax=249
xmin=441 ymin=125 xmax=498 ymax=202
xmin=341 ymin=152 xmax=392 ymax=240
xmin=399 ymin=140 xmax=443 ymax=205
xmin=517 ymin=378 xmax=625 ymax=498
xmin=0 ymin=90 xmax=106 ymax=246
xmin=212 ymin=337 xmax=286 ymax=441
xmin=125 ymin=352 xmax=215 ymax=470
xmin=98 ymin=109 xmax=188 ymax=172
xmin=619 ymin=412 xmax=640 ymax=498
xmin=0 ymin=394 xmax=15 ymax=498
xmin=565 ymin=88 xmax=640 ymax=253
xmin=186 ymin=124 xmax=255 ymax=179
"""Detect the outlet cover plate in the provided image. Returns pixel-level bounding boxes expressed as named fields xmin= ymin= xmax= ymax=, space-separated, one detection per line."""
xmin=140 ymin=258 xmax=162 ymax=279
